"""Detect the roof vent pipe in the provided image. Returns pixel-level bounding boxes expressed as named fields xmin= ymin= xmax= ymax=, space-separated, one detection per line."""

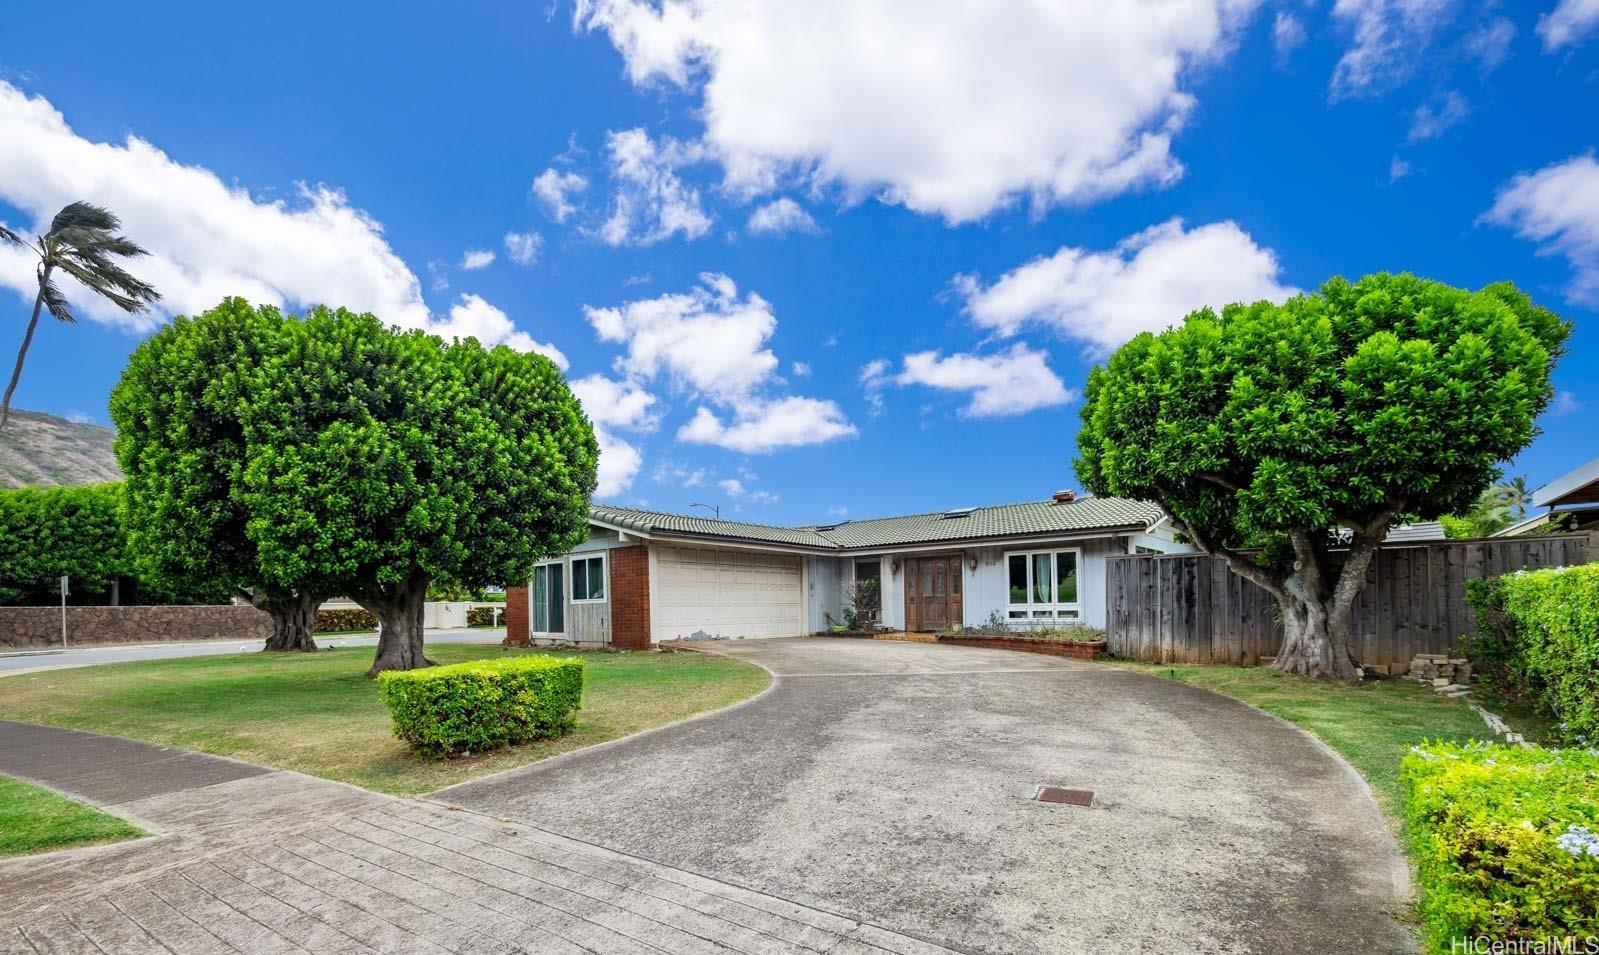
xmin=1052 ymin=489 xmax=1076 ymax=504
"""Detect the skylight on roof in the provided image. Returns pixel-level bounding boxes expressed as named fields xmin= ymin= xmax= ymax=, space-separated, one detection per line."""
xmin=943 ymin=507 xmax=975 ymax=519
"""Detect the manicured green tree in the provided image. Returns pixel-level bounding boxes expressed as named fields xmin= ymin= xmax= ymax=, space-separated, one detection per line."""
xmin=112 ymin=300 xmax=337 ymax=649
xmin=1076 ymin=273 xmax=1568 ymax=679
xmin=114 ymin=298 xmax=598 ymax=671
xmin=1 ymin=203 xmax=160 ymax=430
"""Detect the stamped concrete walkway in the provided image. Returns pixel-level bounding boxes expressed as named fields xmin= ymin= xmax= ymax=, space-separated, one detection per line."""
xmin=0 ymin=721 xmax=957 ymax=954
xmin=438 ymin=638 xmax=1417 ymax=955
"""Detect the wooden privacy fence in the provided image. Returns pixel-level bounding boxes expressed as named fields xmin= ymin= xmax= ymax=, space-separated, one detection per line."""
xmin=1104 ymin=532 xmax=1595 ymax=666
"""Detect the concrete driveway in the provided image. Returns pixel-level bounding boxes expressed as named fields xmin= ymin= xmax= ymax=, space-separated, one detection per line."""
xmin=437 ymin=637 xmax=1415 ymax=955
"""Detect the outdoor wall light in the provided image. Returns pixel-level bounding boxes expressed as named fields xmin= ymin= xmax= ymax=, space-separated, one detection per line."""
xmin=970 ymin=556 xmax=979 ymax=571
xmin=890 ymin=558 xmax=900 ymax=574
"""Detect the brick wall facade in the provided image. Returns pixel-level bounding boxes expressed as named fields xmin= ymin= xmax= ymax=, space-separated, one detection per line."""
xmin=609 ymin=545 xmax=651 ymax=651
xmin=0 ymin=605 xmax=272 ymax=649
xmin=503 ymin=584 xmax=530 ymax=646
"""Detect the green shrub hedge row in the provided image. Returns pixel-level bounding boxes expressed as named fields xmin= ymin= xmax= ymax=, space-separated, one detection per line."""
xmin=466 ymin=606 xmax=505 ymax=627
xmin=376 ymin=655 xmax=584 ymax=759
xmin=314 ymin=608 xmax=378 ymax=632
xmin=1465 ymin=563 xmax=1599 ymax=741
xmin=1401 ymin=741 xmax=1599 ymax=952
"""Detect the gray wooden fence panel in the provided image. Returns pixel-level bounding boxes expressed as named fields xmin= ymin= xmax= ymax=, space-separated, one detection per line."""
xmin=1104 ymin=533 xmax=1595 ymax=665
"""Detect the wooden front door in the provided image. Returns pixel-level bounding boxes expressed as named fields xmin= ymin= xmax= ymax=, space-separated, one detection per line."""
xmin=904 ymin=554 xmax=963 ymax=631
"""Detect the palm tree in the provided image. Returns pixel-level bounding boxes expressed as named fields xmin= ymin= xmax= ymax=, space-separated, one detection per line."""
xmin=0 ymin=203 xmax=160 ymax=429
xmin=1491 ymin=475 xmax=1533 ymax=521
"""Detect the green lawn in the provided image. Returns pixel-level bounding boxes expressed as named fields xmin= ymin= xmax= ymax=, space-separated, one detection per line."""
xmin=0 ymin=776 xmax=146 ymax=858
xmin=1105 ymin=662 xmax=1553 ymax=819
xmin=0 ymin=645 xmax=769 ymax=796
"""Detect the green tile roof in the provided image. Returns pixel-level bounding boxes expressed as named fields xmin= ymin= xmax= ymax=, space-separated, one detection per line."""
xmin=590 ymin=497 xmax=1162 ymax=552
xmin=589 ymin=505 xmax=839 ymax=548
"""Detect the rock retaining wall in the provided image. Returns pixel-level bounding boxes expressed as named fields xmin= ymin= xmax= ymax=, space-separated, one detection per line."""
xmin=0 ymin=605 xmax=272 ymax=649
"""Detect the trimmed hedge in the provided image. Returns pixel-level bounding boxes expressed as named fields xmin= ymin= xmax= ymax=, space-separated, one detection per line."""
xmin=1402 ymin=741 xmax=1599 ymax=952
xmin=1466 ymin=563 xmax=1599 ymax=741
xmin=376 ymin=656 xmax=584 ymax=759
xmin=314 ymin=608 xmax=378 ymax=632
xmin=466 ymin=606 xmax=505 ymax=628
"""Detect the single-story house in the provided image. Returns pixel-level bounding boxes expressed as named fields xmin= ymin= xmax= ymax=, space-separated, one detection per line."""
xmin=504 ymin=491 xmax=1188 ymax=649
xmin=1497 ymin=457 xmax=1599 ymax=535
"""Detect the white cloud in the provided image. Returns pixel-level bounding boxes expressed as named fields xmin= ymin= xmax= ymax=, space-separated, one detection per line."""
xmin=1483 ymin=154 xmax=1599 ymax=303
xmin=1273 ymin=12 xmax=1308 ymax=62
xmin=1407 ymin=91 xmax=1470 ymax=143
xmin=596 ymin=128 xmax=712 ymax=246
xmin=569 ymin=373 xmax=659 ymax=432
xmin=1390 ymin=156 xmax=1413 ymax=183
xmin=0 ymin=81 xmax=428 ymax=332
xmin=532 ymin=168 xmax=589 ymax=223
xmin=503 ymin=231 xmax=543 ymax=266
xmin=435 ymin=294 xmax=569 ymax=369
xmin=569 ymin=373 xmax=657 ymax=498
xmin=826 ymin=505 xmax=848 ymax=518
xmin=1539 ymin=0 xmax=1599 ymax=50
xmin=574 ymin=0 xmax=1257 ymax=223
xmin=678 ymin=397 xmax=857 ymax=453
xmin=791 ymin=361 xmax=811 ymax=377
xmin=1329 ymin=0 xmax=1456 ymax=100
xmin=587 ymin=274 xmax=856 ymax=452
xmin=955 ymin=217 xmax=1297 ymax=355
xmin=895 ymin=345 xmax=1073 ymax=418
xmin=584 ymin=272 xmax=777 ymax=402
xmin=1552 ymin=390 xmax=1582 ymax=416
xmin=1464 ymin=17 xmax=1516 ymax=72
xmin=652 ymin=460 xmax=707 ymax=487
xmin=460 ymin=248 xmax=496 ymax=270
xmin=66 ymin=411 xmax=94 ymax=424
xmin=0 ymin=81 xmax=549 ymax=358
xmin=747 ymin=198 xmax=820 ymax=236
xmin=858 ymin=359 xmax=890 ymax=388
xmin=717 ymin=477 xmax=778 ymax=504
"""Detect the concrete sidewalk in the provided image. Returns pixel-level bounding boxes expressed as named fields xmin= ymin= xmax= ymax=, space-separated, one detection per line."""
xmin=0 ymin=723 xmax=959 ymax=955
xmin=0 ymin=628 xmax=503 ymax=676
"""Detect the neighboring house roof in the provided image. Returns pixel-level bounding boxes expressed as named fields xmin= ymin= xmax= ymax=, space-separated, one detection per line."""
xmin=1495 ymin=512 xmax=1552 ymax=537
xmin=1383 ymin=521 xmax=1447 ymax=543
xmin=1533 ymin=457 xmax=1599 ymax=509
xmin=589 ymin=497 xmax=1163 ymax=552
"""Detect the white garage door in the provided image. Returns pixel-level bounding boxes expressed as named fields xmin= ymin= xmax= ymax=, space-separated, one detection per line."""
xmin=654 ymin=544 xmax=803 ymax=640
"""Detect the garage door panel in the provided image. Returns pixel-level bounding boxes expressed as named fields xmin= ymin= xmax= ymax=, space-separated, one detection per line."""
xmin=654 ymin=544 xmax=803 ymax=639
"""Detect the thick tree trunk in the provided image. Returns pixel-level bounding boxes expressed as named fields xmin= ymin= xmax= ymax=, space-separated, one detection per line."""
xmin=359 ymin=570 xmax=434 ymax=676
xmin=259 ymin=592 xmax=322 ymax=652
xmin=1270 ymin=532 xmax=1382 ymax=681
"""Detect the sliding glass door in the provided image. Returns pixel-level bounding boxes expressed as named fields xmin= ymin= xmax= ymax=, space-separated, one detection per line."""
xmin=531 ymin=562 xmax=564 ymax=634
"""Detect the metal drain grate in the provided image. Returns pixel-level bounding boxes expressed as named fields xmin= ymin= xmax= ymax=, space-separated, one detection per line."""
xmin=1035 ymin=785 xmax=1094 ymax=806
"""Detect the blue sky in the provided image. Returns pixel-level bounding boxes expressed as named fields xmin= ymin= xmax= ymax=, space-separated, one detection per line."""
xmin=2 ymin=0 xmax=1596 ymax=524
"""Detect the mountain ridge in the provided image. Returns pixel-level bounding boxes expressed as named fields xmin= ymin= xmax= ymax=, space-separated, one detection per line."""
xmin=0 ymin=409 xmax=122 ymax=489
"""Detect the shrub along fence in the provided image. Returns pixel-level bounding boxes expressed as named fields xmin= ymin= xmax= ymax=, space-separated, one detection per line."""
xmin=1104 ymin=532 xmax=1595 ymax=666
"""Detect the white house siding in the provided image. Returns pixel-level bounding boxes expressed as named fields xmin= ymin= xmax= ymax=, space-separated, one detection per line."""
xmin=960 ymin=536 xmax=1131 ymax=629
xmin=650 ymin=543 xmax=805 ymax=640
xmin=805 ymin=556 xmax=843 ymax=632
xmin=528 ymin=527 xmax=641 ymax=648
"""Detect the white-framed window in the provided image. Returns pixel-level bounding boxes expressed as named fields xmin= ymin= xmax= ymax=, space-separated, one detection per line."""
xmin=1005 ymin=548 xmax=1081 ymax=623
xmin=531 ymin=561 xmax=565 ymax=634
xmin=571 ymin=553 xmax=607 ymax=603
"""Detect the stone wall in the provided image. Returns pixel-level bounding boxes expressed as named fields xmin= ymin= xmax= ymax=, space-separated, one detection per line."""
xmin=0 ymin=605 xmax=272 ymax=649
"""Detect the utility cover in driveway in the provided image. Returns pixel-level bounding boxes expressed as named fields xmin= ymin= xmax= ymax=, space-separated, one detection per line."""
xmin=1036 ymin=785 xmax=1094 ymax=806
